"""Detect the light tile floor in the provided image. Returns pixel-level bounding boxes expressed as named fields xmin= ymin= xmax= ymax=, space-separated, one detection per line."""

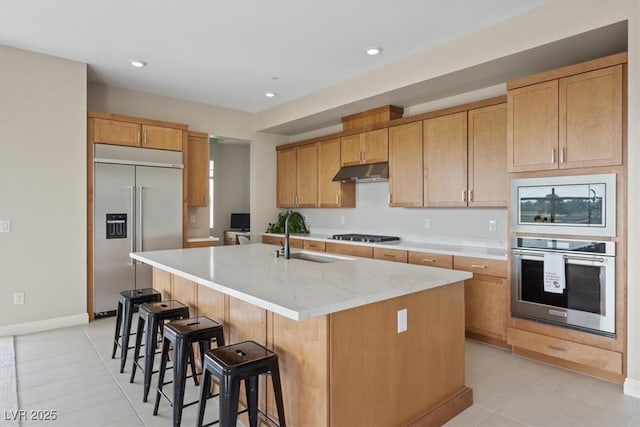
xmin=11 ymin=317 xmax=640 ymax=426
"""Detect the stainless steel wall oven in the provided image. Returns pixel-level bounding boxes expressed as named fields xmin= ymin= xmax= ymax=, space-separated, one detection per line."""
xmin=511 ymin=237 xmax=615 ymax=337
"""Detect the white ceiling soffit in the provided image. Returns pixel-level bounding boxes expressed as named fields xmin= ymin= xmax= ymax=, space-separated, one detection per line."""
xmin=0 ymin=0 xmax=550 ymax=114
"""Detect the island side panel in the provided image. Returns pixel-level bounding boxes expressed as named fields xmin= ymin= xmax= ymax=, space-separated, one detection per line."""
xmin=152 ymin=267 xmax=172 ymax=299
xmin=172 ymin=275 xmax=198 ymax=317
xmin=330 ymin=281 xmax=468 ymax=426
xmin=268 ymin=313 xmax=330 ymax=427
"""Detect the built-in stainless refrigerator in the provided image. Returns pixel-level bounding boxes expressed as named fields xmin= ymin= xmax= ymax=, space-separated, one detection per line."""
xmin=93 ymin=144 xmax=183 ymax=317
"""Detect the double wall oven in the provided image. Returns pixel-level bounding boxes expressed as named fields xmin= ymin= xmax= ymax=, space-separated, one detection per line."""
xmin=510 ymin=174 xmax=617 ymax=337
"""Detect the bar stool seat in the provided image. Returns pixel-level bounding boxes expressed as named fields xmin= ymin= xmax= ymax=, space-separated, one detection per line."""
xmin=154 ymin=316 xmax=225 ymax=427
xmin=111 ymin=288 xmax=161 ymax=373
xmin=130 ymin=300 xmax=191 ymax=402
xmin=196 ymin=340 xmax=286 ymax=427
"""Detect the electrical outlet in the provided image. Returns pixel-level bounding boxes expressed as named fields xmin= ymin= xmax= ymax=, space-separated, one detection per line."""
xmin=489 ymin=220 xmax=497 ymax=232
xmin=397 ymin=308 xmax=407 ymax=333
xmin=340 ymin=216 xmax=345 ymax=225
xmin=0 ymin=220 xmax=10 ymax=233
xmin=189 ymin=215 xmax=196 ymax=224
xmin=424 ymin=218 xmax=431 ymax=229
xmin=14 ymin=292 xmax=24 ymax=305
xmin=303 ymin=215 xmax=308 ymax=222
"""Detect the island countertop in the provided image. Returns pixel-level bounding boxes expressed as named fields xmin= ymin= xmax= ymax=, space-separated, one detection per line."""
xmin=131 ymin=243 xmax=472 ymax=321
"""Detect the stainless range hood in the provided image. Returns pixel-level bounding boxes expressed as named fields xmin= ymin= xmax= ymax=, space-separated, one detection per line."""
xmin=332 ymin=162 xmax=389 ymax=182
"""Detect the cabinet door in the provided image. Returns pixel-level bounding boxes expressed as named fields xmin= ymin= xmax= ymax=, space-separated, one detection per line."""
xmin=407 ymin=251 xmax=452 ymax=269
xmin=507 ymin=80 xmax=558 ymax=172
xmin=325 ymin=242 xmax=373 ymax=258
xmin=141 ymin=125 xmax=183 ymax=151
xmin=296 ymin=143 xmax=318 ymax=207
xmin=464 ymin=274 xmax=508 ymax=341
xmin=318 ymin=139 xmax=355 ymax=207
xmin=389 ymin=122 xmax=423 ymax=207
xmin=559 ymin=65 xmax=623 ymax=169
xmin=187 ymin=133 xmax=209 ymax=207
xmin=423 ymin=112 xmax=468 ymax=207
xmin=373 ymin=247 xmax=408 ymax=263
xmin=468 ymin=104 xmax=507 ymax=207
xmin=277 ymin=147 xmax=297 ymax=208
xmin=340 ymin=134 xmax=362 ymax=166
xmin=93 ymin=118 xmax=140 ymax=147
xmin=362 ymin=128 xmax=388 ymax=164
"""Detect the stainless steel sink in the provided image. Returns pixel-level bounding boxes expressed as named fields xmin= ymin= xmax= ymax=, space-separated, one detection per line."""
xmin=289 ymin=251 xmax=354 ymax=263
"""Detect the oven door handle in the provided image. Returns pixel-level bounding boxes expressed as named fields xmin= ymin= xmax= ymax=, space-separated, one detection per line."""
xmin=563 ymin=255 xmax=606 ymax=264
xmin=512 ymin=250 xmax=544 ymax=258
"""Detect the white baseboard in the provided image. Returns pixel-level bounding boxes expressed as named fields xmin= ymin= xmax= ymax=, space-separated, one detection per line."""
xmin=624 ymin=377 xmax=640 ymax=398
xmin=0 ymin=313 xmax=89 ymax=336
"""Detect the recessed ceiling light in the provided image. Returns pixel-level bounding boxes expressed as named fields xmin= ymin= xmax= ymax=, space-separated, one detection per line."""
xmin=130 ymin=60 xmax=147 ymax=68
xmin=365 ymin=47 xmax=383 ymax=56
xmin=264 ymin=92 xmax=277 ymax=98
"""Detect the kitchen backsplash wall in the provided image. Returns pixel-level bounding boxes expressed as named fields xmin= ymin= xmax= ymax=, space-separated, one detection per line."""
xmin=296 ymin=181 xmax=507 ymax=245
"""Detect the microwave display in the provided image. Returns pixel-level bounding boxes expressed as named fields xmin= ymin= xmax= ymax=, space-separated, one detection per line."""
xmin=511 ymin=174 xmax=616 ymax=237
xmin=518 ymin=183 xmax=606 ymax=226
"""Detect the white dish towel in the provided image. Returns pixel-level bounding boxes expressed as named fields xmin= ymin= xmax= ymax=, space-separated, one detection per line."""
xmin=544 ymin=253 xmax=565 ymax=294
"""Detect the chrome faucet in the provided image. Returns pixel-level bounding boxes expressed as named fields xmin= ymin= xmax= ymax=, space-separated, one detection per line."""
xmin=283 ymin=211 xmax=309 ymax=259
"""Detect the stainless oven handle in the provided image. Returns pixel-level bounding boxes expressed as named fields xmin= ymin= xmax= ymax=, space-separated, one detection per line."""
xmin=512 ymin=250 xmax=544 ymax=257
xmin=563 ymin=255 xmax=606 ymax=263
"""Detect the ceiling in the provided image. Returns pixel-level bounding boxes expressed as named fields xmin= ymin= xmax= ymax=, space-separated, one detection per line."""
xmin=0 ymin=0 xmax=551 ymax=114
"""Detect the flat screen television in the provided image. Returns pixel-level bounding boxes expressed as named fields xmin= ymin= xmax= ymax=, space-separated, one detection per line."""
xmin=230 ymin=213 xmax=250 ymax=231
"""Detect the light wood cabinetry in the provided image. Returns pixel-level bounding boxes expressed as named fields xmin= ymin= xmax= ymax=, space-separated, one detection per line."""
xmin=224 ymin=230 xmax=250 ymax=245
xmin=373 ymin=247 xmax=408 ymax=263
xmin=92 ymin=118 xmax=183 ymax=151
xmin=262 ymin=235 xmax=283 ymax=246
xmin=389 ymin=122 xmax=423 ymax=206
xmin=507 ymin=55 xmax=624 ymax=172
xmin=454 ymin=256 xmax=508 ymax=344
xmin=276 ymin=144 xmax=318 ymax=208
xmin=423 ymin=112 xmax=468 ymax=207
xmin=318 ymin=138 xmax=355 ymax=207
xmin=468 ymin=104 xmax=508 ymax=207
xmin=408 ymin=251 xmax=453 ymax=269
xmin=185 ymin=239 xmax=217 ymax=248
xmin=325 ymin=242 xmax=373 ymax=258
xmin=340 ymin=128 xmax=388 ymax=166
xmin=303 ymin=240 xmax=326 ymax=252
xmin=187 ymin=131 xmax=209 ymax=207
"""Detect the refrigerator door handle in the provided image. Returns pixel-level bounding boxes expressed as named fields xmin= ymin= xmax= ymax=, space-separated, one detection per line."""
xmin=128 ymin=185 xmax=135 ymax=266
xmin=138 ymin=186 xmax=144 ymax=254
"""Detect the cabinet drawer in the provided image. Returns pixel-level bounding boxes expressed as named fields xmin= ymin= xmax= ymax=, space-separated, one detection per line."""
xmin=373 ymin=247 xmax=407 ymax=263
xmin=325 ymin=242 xmax=373 ymax=258
xmin=262 ymin=235 xmax=283 ymax=246
xmin=407 ymin=251 xmax=452 ymax=269
xmin=303 ymin=240 xmax=326 ymax=252
xmin=453 ymin=256 xmax=507 ymax=277
xmin=290 ymin=238 xmax=304 ymax=249
xmin=507 ymin=328 xmax=622 ymax=375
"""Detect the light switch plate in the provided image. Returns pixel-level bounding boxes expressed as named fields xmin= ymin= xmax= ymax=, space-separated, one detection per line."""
xmin=397 ymin=308 xmax=407 ymax=333
xmin=0 ymin=220 xmax=10 ymax=233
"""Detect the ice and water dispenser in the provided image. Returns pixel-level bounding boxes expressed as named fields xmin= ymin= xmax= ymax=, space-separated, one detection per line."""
xmin=106 ymin=213 xmax=127 ymax=239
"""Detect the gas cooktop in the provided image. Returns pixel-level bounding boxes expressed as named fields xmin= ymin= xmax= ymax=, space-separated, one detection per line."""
xmin=330 ymin=233 xmax=400 ymax=243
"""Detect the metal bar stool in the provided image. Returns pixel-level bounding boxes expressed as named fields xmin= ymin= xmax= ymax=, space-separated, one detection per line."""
xmin=154 ymin=316 xmax=225 ymax=427
xmin=196 ymin=340 xmax=286 ymax=427
xmin=111 ymin=288 xmax=161 ymax=373
xmin=130 ymin=300 xmax=191 ymax=402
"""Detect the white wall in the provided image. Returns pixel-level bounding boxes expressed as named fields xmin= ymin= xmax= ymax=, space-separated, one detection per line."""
xmin=0 ymin=46 xmax=87 ymax=334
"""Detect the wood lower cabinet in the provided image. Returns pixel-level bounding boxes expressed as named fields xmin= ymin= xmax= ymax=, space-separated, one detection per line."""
xmin=389 ymin=121 xmax=423 ymax=206
xmin=325 ymin=242 xmax=373 ymax=258
xmin=373 ymin=247 xmax=408 ymax=263
xmin=303 ymin=240 xmax=326 ymax=252
xmin=454 ymin=256 xmax=508 ymax=345
xmin=262 ymin=235 xmax=283 ymax=246
xmin=224 ymin=230 xmax=250 ymax=245
xmin=423 ymin=112 xmax=468 ymax=207
xmin=408 ymin=251 xmax=453 ymax=269
xmin=185 ymin=240 xmax=217 ymax=248
xmin=318 ymin=138 xmax=355 ymax=207
xmin=276 ymin=143 xmax=318 ymax=208
xmin=187 ymin=131 xmax=209 ymax=207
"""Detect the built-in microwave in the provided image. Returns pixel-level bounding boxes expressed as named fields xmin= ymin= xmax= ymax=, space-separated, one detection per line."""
xmin=511 ymin=174 xmax=616 ymax=237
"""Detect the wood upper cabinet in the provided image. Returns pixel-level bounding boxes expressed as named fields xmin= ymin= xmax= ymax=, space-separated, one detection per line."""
xmin=423 ymin=112 xmax=468 ymax=207
xmin=389 ymin=122 xmax=423 ymax=207
xmin=507 ymin=63 xmax=623 ymax=172
xmin=187 ymin=132 xmax=209 ymax=207
xmin=340 ymin=128 xmax=388 ymax=166
xmin=91 ymin=118 xmax=183 ymax=151
xmin=318 ymin=139 xmax=355 ymax=208
xmin=559 ymin=65 xmax=623 ymax=169
xmin=468 ymin=103 xmax=507 ymax=207
xmin=276 ymin=143 xmax=318 ymax=208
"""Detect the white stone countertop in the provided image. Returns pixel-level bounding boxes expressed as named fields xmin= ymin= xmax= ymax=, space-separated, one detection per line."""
xmin=130 ymin=244 xmax=472 ymax=321
xmin=262 ymin=232 xmax=507 ymax=261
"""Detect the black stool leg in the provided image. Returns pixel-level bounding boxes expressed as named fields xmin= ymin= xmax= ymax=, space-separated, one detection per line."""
xmin=173 ymin=335 xmax=189 ymax=427
xmin=120 ymin=298 xmax=134 ymax=373
xmin=153 ymin=336 xmax=171 ymax=416
xmin=143 ymin=314 xmax=160 ymax=402
xmin=196 ymin=365 xmax=211 ymax=427
xmin=187 ymin=343 xmax=199 ymax=387
xmin=111 ymin=300 xmax=123 ymax=359
xmin=269 ymin=359 xmax=287 ymax=427
xmin=245 ymin=376 xmax=259 ymax=427
xmin=219 ymin=375 xmax=241 ymax=427
xmin=130 ymin=314 xmax=146 ymax=383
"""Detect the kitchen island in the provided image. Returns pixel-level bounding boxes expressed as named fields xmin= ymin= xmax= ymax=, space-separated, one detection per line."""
xmin=131 ymin=244 xmax=473 ymax=426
